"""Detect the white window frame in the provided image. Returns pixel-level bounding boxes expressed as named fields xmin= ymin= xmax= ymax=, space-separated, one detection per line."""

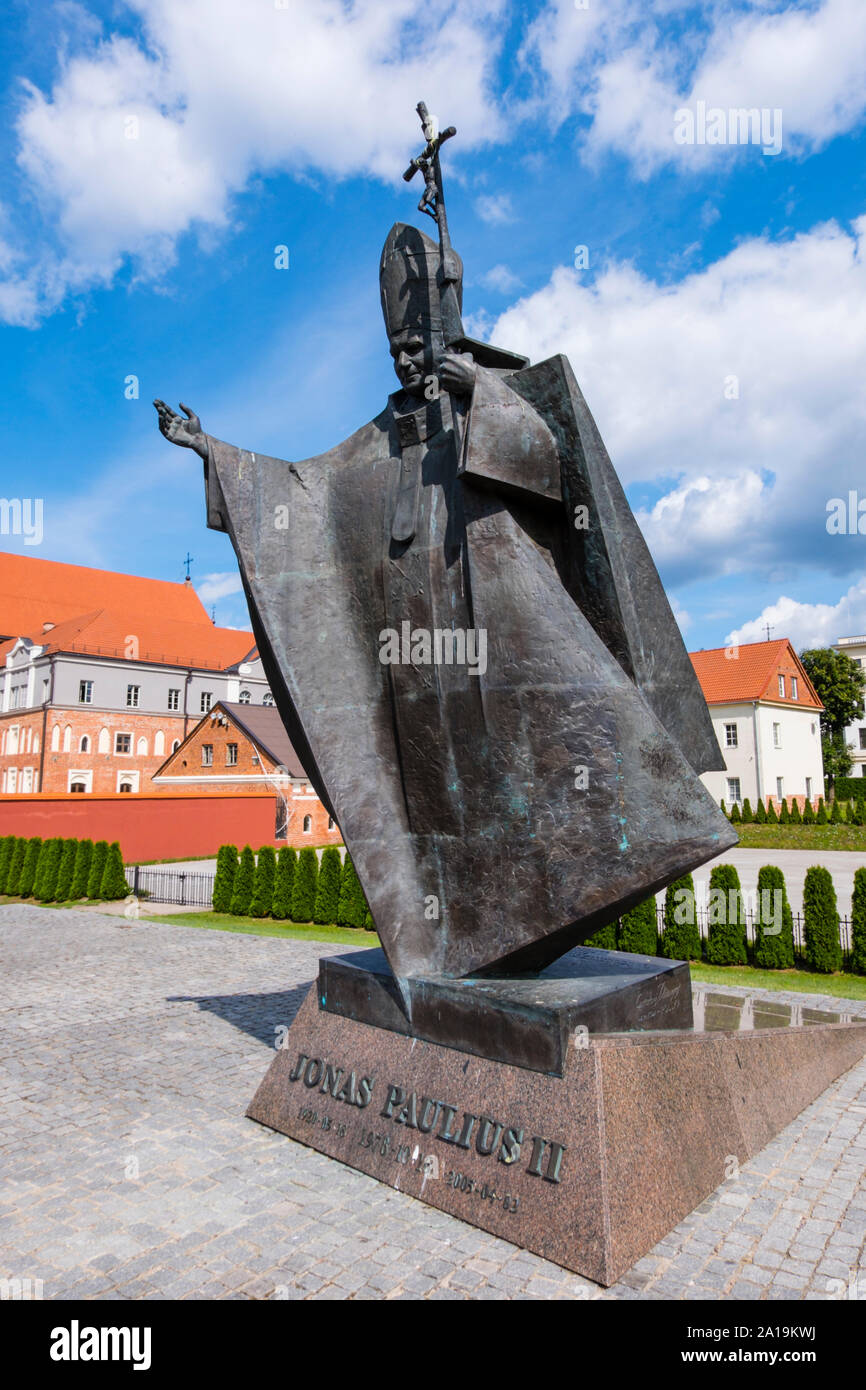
xmin=68 ymin=769 xmax=93 ymax=794
xmin=778 ymin=674 xmax=785 ymax=698
xmin=167 ymin=688 xmax=180 ymax=711
xmin=126 ymin=684 xmax=141 ymax=708
xmin=791 ymin=677 xmax=798 ymax=700
xmin=114 ymin=731 xmax=133 ymax=756
xmin=724 ymin=723 xmax=737 ymax=748
xmin=200 ymin=691 xmax=213 ymax=713
xmin=773 ymin=723 xmax=781 ymax=748
xmin=776 ymin=777 xmax=784 ymax=801
xmin=727 ymin=777 xmax=741 ymax=804
xmin=78 ymin=680 xmax=93 ymax=704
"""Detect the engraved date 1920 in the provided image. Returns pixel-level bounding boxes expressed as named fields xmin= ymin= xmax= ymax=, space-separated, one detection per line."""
xmin=297 ymin=1105 xmax=347 ymax=1138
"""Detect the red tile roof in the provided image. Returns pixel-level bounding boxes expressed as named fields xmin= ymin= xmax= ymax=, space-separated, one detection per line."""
xmin=689 ymin=639 xmax=823 ymax=709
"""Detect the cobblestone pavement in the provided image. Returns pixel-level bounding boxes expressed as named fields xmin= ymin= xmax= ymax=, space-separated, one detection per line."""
xmin=1 ymin=904 xmax=865 ymax=1301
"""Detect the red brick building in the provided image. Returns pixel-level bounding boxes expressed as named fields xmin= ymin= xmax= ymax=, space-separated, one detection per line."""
xmin=152 ymin=701 xmax=342 ymax=845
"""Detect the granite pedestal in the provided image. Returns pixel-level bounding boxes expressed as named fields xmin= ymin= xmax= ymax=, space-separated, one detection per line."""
xmin=248 ymin=949 xmax=866 ymax=1285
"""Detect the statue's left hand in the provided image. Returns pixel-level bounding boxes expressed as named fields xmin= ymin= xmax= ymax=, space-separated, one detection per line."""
xmin=438 ymin=353 xmax=476 ymax=396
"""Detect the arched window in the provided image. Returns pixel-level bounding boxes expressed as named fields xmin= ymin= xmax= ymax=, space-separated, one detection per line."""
xmin=239 ymin=690 xmax=251 ymax=704
xmin=327 ymin=816 xmax=336 ymax=831
xmin=32 ymin=735 xmax=39 ymax=754
xmin=70 ymin=781 xmax=87 ymax=794
xmin=51 ymin=725 xmax=60 ymax=752
xmin=154 ymin=731 xmax=165 ymax=756
xmin=79 ymin=735 xmax=90 ymax=753
xmin=171 ymin=739 xmax=181 ymax=753
xmin=63 ymin=725 xmax=72 ymax=752
xmin=98 ymin=727 xmax=110 ymax=754
xmin=137 ymin=736 xmax=148 ymax=756
xmin=118 ymin=781 xmax=133 ymax=794
xmin=263 ymin=692 xmax=274 ymax=706
xmin=303 ymin=815 xmax=312 ymax=833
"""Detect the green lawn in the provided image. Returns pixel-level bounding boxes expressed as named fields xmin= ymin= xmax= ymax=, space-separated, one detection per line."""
xmin=141 ymin=910 xmax=379 ymax=947
xmin=690 ymin=961 xmax=866 ymax=1001
xmin=732 ymin=824 xmax=866 ymax=851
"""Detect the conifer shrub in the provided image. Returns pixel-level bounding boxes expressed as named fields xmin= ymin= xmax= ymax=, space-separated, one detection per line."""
xmin=313 ymin=847 xmax=342 ymax=925
xmin=271 ymin=847 xmax=296 ymax=920
xmin=789 ymin=798 xmax=801 ymax=824
xmin=37 ymin=838 xmax=63 ymax=902
xmin=0 ymin=835 xmax=16 ymax=893
xmin=291 ymin=847 xmax=319 ymax=923
xmin=816 ymin=797 xmax=827 ymax=825
xmin=212 ymin=844 xmax=239 ymax=913
xmin=740 ymin=798 xmax=753 ymax=823
xmin=851 ymin=867 xmax=866 ymax=976
xmin=719 ymin=799 xmax=727 ymax=818
xmin=766 ymin=799 xmax=778 ymax=824
xmin=55 ymin=839 xmax=79 ymax=901
xmin=337 ymin=854 xmax=367 ymax=929
xmin=70 ymin=839 xmax=93 ymax=900
xmin=730 ymin=802 xmax=741 ymax=823
xmin=618 ymin=897 xmax=659 ymax=955
xmin=803 ymin=866 xmax=841 ymax=973
xmin=706 ymin=864 xmax=748 ymax=965
xmin=229 ymin=846 xmax=255 ymax=916
xmin=779 ymin=799 xmax=790 ymax=825
xmin=585 ymin=919 xmax=618 ymax=949
xmin=754 ymin=798 xmax=767 ymax=824
xmin=661 ymin=873 xmax=702 ymax=960
xmin=86 ymin=840 xmax=109 ymax=898
xmin=802 ymin=798 xmax=815 ymax=824
xmin=18 ymin=837 xmax=43 ymax=898
xmin=99 ymin=842 xmax=129 ymax=901
xmin=830 ymin=797 xmax=844 ymax=824
xmin=249 ymin=846 xmax=277 ymax=918
xmin=752 ymin=864 xmax=794 ymax=969
xmin=363 ymin=906 xmax=376 ymax=932
xmin=5 ymin=838 xmax=28 ymax=895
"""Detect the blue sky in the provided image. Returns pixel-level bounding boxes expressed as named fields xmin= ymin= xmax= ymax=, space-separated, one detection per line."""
xmin=1 ymin=0 xmax=866 ymax=652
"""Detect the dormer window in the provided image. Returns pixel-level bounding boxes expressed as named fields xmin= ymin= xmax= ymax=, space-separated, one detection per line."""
xmin=778 ymin=675 xmax=785 ymax=698
xmin=239 ymin=690 xmax=251 ymax=704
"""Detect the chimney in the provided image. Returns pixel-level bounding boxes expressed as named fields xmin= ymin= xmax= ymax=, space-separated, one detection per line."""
xmin=42 ymin=621 xmax=55 ymax=632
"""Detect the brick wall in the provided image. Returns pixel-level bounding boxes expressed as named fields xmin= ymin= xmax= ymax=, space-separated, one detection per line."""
xmin=1 ymin=707 xmax=187 ymax=795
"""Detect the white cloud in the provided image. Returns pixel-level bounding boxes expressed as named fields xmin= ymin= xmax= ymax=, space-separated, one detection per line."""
xmin=524 ymin=0 xmax=866 ymax=177
xmin=2 ymin=0 xmax=507 ymax=323
xmin=491 ymin=214 xmax=866 ymax=586
xmin=478 ymin=263 xmax=523 ymax=292
xmin=474 ymin=194 xmax=516 ymax=225
xmin=196 ymin=572 xmax=243 ymax=606
xmin=727 ymin=578 xmax=866 ymax=651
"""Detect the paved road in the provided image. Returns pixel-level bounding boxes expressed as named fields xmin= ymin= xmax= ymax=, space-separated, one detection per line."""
xmin=1 ymin=905 xmax=865 ymax=1300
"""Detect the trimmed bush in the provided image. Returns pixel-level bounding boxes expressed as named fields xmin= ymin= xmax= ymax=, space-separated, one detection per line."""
xmin=706 ymin=864 xmax=748 ymax=965
xmin=661 ymin=873 xmax=701 ymax=961
xmin=230 ymin=846 xmax=255 ymax=916
xmin=337 ymin=854 xmax=367 ymax=929
xmin=852 ymin=798 xmax=865 ymax=828
xmin=291 ymin=847 xmax=319 ymax=923
xmin=37 ymin=838 xmax=63 ymax=902
xmin=789 ymin=798 xmax=801 ymax=824
xmin=851 ymin=867 xmax=866 ymax=976
xmin=719 ymin=799 xmax=727 ymax=818
xmin=827 ymin=776 xmax=866 ymax=802
xmin=0 ymin=835 xmax=16 ymax=893
xmin=585 ymin=919 xmax=618 ymax=950
xmin=802 ymin=866 xmax=842 ymax=973
xmin=86 ymin=840 xmax=109 ymax=898
xmin=250 ymin=846 xmax=277 ymax=918
xmin=70 ymin=839 xmax=93 ymax=900
xmin=618 ymin=897 xmax=658 ymax=956
xmin=313 ymin=847 xmax=342 ymax=925
xmin=779 ymin=799 xmax=790 ymax=825
xmin=5 ymin=838 xmax=28 ymax=896
xmin=729 ymin=802 xmax=741 ymax=824
xmin=55 ymin=839 xmax=79 ymax=901
xmin=752 ymin=864 xmax=794 ymax=969
xmin=766 ymin=799 xmax=778 ymax=824
xmin=740 ymin=798 xmax=753 ymax=824
xmin=271 ymin=847 xmax=297 ymax=920
xmin=99 ymin=842 xmax=128 ymax=901
xmin=18 ymin=837 xmax=43 ymax=898
xmin=212 ymin=844 xmax=239 ymax=913
xmin=754 ymin=798 xmax=767 ymax=824
xmin=830 ymin=797 xmax=845 ymax=824
xmin=816 ymin=797 xmax=828 ymax=825
xmin=363 ymin=906 xmax=376 ymax=932
xmin=802 ymin=798 xmax=815 ymax=824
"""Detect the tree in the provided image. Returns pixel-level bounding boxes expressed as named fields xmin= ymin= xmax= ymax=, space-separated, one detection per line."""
xmin=363 ymin=906 xmax=376 ymax=932
xmin=802 ymin=798 xmax=815 ymax=824
xmin=830 ymin=797 xmax=845 ymax=824
xmin=37 ymin=838 xmax=63 ymax=902
xmin=779 ymin=799 xmax=790 ymax=825
xmin=5 ymin=838 xmax=28 ymax=895
xmin=271 ymin=847 xmax=297 ymax=920
xmin=0 ymin=835 xmax=16 ymax=893
xmin=706 ymin=864 xmax=748 ymax=965
xmin=719 ymin=799 xmax=727 ymax=818
xmin=55 ymin=838 xmax=79 ymax=901
xmin=740 ymin=798 xmax=753 ymax=824
xmin=250 ymin=846 xmax=277 ymax=917
xmin=585 ymin=919 xmax=618 ymax=949
xmin=212 ymin=844 xmax=239 ymax=913
xmin=730 ymin=802 xmax=741 ymax=824
xmin=230 ymin=846 xmax=255 ymax=916
xmin=800 ymin=648 xmax=865 ymax=793
xmin=313 ymin=847 xmax=342 ymax=924
xmin=752 ymin=864 xmax=794 ymax=969
xmin=291 ymin=847 xmax=319 ymax=922
xmin=618 ymin=896 xmax=659 ymax=955
xmin=70 ymin=839 xmax=93 ymax=899
xmin=754 ymin=798 xmax=767 ymax=824
xmin=18 ymin=837 xmax=43 ymax=898
xmin=100 ymin=842 xmax=129 ymax=901
xmin=661 ymin=873 xmax=702 ymax=961
xmin=789 ymin=798 xmax=802 ymax=824
xmin=766 ymin=798 xmax=778 ymax=824
xmin=337 ymin=854 xmax=367 ymax=928
xmin=803 ymin=866 xmax=842 ymax=973
xmin=816 ymin=797 xmax=828 ymax=825
xmin=851 ymin=867 xmax=866 ymax=976
xmin=86 ymin=840 xmax=109 ymax=898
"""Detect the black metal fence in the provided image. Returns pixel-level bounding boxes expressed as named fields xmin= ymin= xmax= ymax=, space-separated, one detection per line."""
xmin=655 ymin=906 xmax=854 ymax=968
xmin=125 ymin=866 xmax=215 ymax=908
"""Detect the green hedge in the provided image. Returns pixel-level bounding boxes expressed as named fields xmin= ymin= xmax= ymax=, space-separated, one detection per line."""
xmin=661 ymin=873 xmax=701 ymax=961
xmin=803 ymin=866 xmax=842 ymax=973
xmin=706 ymin=864 xmax=748 ymax=965
xmin=752 ymin=864 xmax=794 ymax=969
xmin=212 ymin=844 xmax=238 ymax=913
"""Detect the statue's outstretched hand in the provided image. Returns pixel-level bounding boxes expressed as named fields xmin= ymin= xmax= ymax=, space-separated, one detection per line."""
xmin=154 ymin=400 xmax=208 ymax=458
xmin=438 ymin=353 xmax=476 ymax=397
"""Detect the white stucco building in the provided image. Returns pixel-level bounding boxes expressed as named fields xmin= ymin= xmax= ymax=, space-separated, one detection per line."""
xmin=690 ymin=639 xmax=824 ymax=809
xmin=832 ymin=635 xmax=866 ymax=778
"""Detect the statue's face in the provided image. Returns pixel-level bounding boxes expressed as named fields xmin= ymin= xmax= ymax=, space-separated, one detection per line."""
xmin=389 ymin=328 xmax=440 ymax=397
